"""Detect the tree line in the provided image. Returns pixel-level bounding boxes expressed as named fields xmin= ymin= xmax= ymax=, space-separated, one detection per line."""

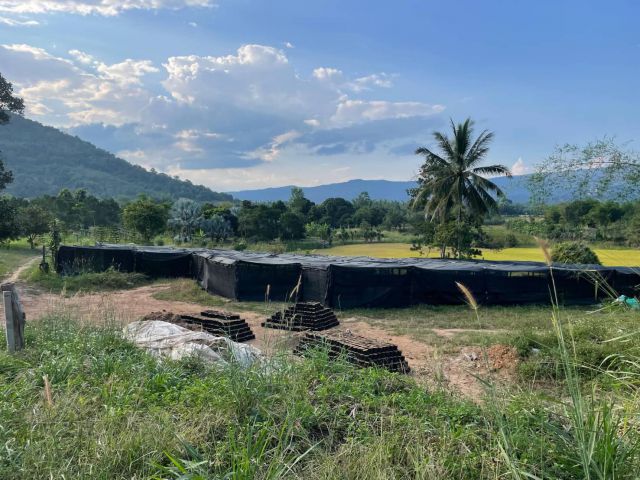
xmin=0 ymin=187 xmax=418 ymax=247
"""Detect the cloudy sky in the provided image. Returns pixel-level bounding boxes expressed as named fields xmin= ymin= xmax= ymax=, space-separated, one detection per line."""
xmin=1 ymin=1 xmax=639 ymax=192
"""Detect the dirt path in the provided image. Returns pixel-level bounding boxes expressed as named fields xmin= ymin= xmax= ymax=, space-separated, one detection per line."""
xmin=4 ymin=259 xmax=516 ymax=400
xmin=1 ymin=256 xmax=39 ymax=284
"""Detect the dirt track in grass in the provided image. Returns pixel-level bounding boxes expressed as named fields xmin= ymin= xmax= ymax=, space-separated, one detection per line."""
xmin=3 ymin=262 xmax=517 ymax=401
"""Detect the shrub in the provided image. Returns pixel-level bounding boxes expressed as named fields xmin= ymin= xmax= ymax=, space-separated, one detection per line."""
xmin=233 ymin=241 xmax=248 ymax=251
xmin=551 ymin=242 xmax=601 ymax=265
xmin=504 ymin=233 xmax=519 ymax=248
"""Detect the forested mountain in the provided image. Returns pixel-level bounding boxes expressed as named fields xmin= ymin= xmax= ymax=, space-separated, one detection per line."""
xmin=0 ymin=115 xmax=232 ymax=202
xmin=231 ymin=176 xmax=532 ymax=204
xmin=230 ymin=173 xmax=638 ymax=205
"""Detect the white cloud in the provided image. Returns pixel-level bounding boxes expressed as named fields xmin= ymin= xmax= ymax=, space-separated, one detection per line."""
xmin=68 ymin=49 xmax=95 ymax=64
xmin=3 ymin=41 xmax=447 ymax=188
xmin=329 ymin=99 xmax=444 ymax=127
xmin=0 ymin=15 xmax=39 ymax=26
xmin=284 ymin=41 xmax=294 ymax=49
xmin=511 ymin=157 xmax=530 ymax=176
xmin=0 ymin=0 xmax=214 ymax=16
xmin=348 ymin=73 xmax=394 ymax=91
xmin=251 ymin=129 xmax=302 ymax=162
xmin=187 ymin=21 xmax=197 ymax=27
xmin=96 ymin=59 xmax=158 ymax=85
xmin=0 ymin=43 xmax=156 ymax=126
xmin=312 ymin=67 xmax=343 ymax=82
xmin=162 ymin=45 xmax=338 ymax=120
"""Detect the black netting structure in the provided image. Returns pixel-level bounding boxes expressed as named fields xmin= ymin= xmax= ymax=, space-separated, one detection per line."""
xmin=57 ymin=244 xmax=640 ymax=307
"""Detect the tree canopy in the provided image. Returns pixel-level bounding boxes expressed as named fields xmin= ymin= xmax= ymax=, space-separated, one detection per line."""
xmin=411 ymin=118 xmax=511 ymax=222
xmin=0 ymin=72 xmax=24 ymax=125
xmin=0 ymin=72 xmax=24 ymax=192
xmin=530 ymin=138 xmax=640 ymax=204
xmin=410 ymin=118 xmax=511 ymax=257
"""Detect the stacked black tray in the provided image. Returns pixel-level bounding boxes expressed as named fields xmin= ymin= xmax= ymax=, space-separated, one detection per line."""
xmin=262 ymin=302 xmax=340 ymax=331
xmin=295 ymin=330 xmax=410 ymax=373
xmin=179 ymin=310 xmax=255 ymax=342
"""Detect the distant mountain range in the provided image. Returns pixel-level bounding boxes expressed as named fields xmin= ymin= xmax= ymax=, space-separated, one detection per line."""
xmin=0 ymin=115 xmax=232 ymax=202
xmin=230 ymin=176 xmax=534 ymax=204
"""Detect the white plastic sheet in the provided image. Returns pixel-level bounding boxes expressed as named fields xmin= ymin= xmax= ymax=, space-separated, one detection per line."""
xmin=123 ymin=320 xmax=262 ymax=367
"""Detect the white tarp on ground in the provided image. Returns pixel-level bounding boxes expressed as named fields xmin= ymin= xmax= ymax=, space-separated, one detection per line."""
xmin=123 ymin=320 xmax=262 ymax=367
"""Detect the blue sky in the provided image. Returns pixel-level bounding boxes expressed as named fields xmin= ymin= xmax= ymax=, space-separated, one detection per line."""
xmin=1 ymin=0 xmax=638 ymax=191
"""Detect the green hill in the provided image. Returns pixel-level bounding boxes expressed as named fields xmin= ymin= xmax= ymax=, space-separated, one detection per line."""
xmin=0 ymin=115 xmax=232 ymax=202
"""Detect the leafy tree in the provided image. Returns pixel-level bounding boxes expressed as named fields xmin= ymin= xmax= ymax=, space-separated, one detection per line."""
xmin=626 ymin=213 xmax=640 ymax=247
xmin=201 ymin=215 xmax=232 ymax=243
xmin=352 ymin=192 xmax=373 ymax=210
xmin=305 ymin=222 xmax=332 ymax=241
xmin=352 ymin=204 xmax=385 ymax=227
xmin=122 ymin=196 xmax=168 ymax=243
xmin=551 ymin=242 xmax=601 ymax=265
xmin=588 ymin=201 xmax=625 ymax=226
xmin=48 ymin=219 xmax=62 ymax=268
xmin=530 ymin=138 xmax=640 ymax=204
xmin=19 ymin=204 xmax=52 ymax=249
xmin=288 ymin=187 xmax=314 ymax=215
xmin=0 ymin=73 xmax=24 ymax=124
xmin=1 ymin=72 xmax=24 ymax=191
xmin=237 ymin=202 xmax=281 ymax=241
xmin=563 ymin=199 xmax=599 ymax=226
xmin=202 ymin=203 xmax=238 ymax=233
xmin=313 ymin=198 xmax=355 ymax=227
xmin=168 ymin=198 xmax=202 ymax=242
xmin=0 ymin=154 xmax=12 ymax=192
xmin=382 ymin=202 xmax=409 ymax=231
xmin=432 ymin=218 xmax=484 ymax=259
xmin=0 ymin=196 xmax=19 ymax=244
xmin=411 ymin=118 xmax=511 ymax=257
xmin=279 ymin=211 xmax=306 ymax=240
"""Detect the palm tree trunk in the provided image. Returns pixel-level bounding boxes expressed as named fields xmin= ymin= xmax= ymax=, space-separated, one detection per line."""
xmin=457 ymin=187 xmax=462 ymax=259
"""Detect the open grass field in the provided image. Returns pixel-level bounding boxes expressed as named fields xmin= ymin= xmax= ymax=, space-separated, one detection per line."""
xmin=313 ymin=242 xmax=640 ymax=266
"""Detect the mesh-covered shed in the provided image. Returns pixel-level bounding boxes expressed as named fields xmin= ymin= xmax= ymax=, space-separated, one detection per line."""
xmin=57 ymin=244 xmax=640 ymax=307
xmin=194 ymin=251 xmax=301 ymax=301
xmin=133 ymin=246 xmax=194 ymax=278
xmin=611 ymin=267 xmax=640 ymax=297
xmin=410 ymin=259 xmax=486 ymax=305
xmin=325 ymin=261 xmax=413 ymax=308
xmin=57 ymin=245 xmax=135 ymax=274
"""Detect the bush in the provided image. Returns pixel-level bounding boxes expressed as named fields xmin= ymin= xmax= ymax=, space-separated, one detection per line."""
xmin=233 ymin=241 xmax=248 ymax=251
xmin=504 ymin=233 xmax=519 ymax=248
xmin=551 ymin=242 xmax=601 ymax=265
xmin=24 ymin=265 xmax=151 ymax=294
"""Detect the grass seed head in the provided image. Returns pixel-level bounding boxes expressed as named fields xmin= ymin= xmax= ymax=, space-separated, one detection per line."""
xmin=456 ymin=282 xmax=478 ymax=311
xmin=534 ymin=237 xmax=552 ymax=266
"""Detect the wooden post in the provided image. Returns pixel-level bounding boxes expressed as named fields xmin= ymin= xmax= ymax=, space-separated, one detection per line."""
xmin=2 ymin=283 xmax=25 ymax=352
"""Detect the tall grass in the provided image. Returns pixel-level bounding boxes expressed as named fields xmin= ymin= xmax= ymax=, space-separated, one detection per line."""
xmin=493 ymin=240 xmax=640 ymax=479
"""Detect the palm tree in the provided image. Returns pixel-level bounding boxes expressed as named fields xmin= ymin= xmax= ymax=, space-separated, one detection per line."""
xmin=412 ymin=118 xmax=511 ymax=256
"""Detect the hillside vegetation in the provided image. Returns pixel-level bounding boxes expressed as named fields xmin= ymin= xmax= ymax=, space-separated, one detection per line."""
xmin=0 ymin=115 xmax=232 ymax=202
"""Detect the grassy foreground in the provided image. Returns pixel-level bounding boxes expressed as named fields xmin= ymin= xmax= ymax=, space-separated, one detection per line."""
xmin=1 ymin=308 xmax=639 ymax=479
xmin=313 ymin=242 xmax=640 ymax=266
